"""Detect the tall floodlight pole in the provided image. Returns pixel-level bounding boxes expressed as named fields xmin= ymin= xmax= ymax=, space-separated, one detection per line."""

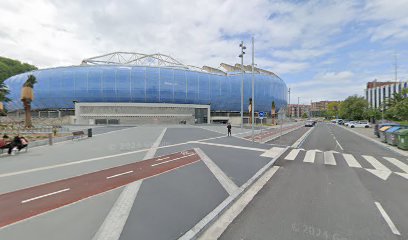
xmin=239 ymin=41 xmax=246 ymax=129
xmin=251 ymin=37 xmax=255 ymax=142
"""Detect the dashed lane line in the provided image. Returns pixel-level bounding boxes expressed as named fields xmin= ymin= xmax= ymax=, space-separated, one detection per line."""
xmin=21 ymin=188 xmax=70 ymax=204
xmin=150 ymin=153 xmax=197 ymax=167
xmin=106 ymin=171 xmax=134 ymax=179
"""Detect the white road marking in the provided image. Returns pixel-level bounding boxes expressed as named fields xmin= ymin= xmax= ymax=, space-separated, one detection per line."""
xmin=285 ymin=149 xmax=301 ymax=160
xmin=92 ymin=181 xmax=142 ymax=240
xmin=365 ymin=169 xmax=392 ymax=180
xmin=383 ymin=157 xmax=408 ymax=173
xmin=179 ymin=147 xmax=289 ymax=240
xmin=362 ymin=155 xmax=391 ymax=171
xmin=155 ymin=156 xmax=170 ymax=162
xmin=342 ymin=154 xmax=362 ymax=168
xmin=150 ymin=153 xmax=196 ymax=167
xmin=190 ymin=141 xmax=266 ymax=152
xmin=196 ymin=166 xmax=280 ymax=240
xmin=260 ymin=147 xmax=286 ymax=158
xmin=324 ymin=151 xmax=337 ymax=165
xmin=374 ymin=201 xmax=401 ymax=235
xmin=395 ymin=172 xmax=408 ymax=180
xmin=21 ymin=188 xmax=70 ymax=204
xmin=93 ymin=127 xmax=167 ymax=240
xmin=303 ymin=150 xmax=316 ymax=163
xmin=335 ymin=140 xmax=344 ymax=150
xmin=194 ymin=148 xmax=238 ymax=195
xmin=106 ymin=171 xmax=134 ymax=179
xmin=292 ymin=127 xmax=314 ymax=148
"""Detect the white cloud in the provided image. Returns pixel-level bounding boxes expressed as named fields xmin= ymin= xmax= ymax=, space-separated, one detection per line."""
xmin=0 ymin=0 xmax=407 ymax=103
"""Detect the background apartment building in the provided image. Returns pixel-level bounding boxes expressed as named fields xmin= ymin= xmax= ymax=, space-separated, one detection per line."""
xmin=310 ymin=100 xmax=339 ymax=117
xmin=365 ymin=80 xmax=408 ymax=109
xmin=288 ymin=104 xmax=310 ymax=118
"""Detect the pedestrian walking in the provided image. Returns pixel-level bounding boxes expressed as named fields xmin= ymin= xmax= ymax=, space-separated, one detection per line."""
xmin=227 ymin=123 xmax=232 ymax=136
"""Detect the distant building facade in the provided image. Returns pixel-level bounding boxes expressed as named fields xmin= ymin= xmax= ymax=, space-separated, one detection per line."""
xmin=310 ymin=100 xmax=339 ymax=117
xmin=288 ymin=104 xmax=310 ymax=118
xmin=365 ymin=80 xmax=408 ymax=109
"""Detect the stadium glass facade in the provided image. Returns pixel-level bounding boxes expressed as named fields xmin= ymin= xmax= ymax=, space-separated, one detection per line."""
xmin=4 ymin=65 xmax=287 ymax=113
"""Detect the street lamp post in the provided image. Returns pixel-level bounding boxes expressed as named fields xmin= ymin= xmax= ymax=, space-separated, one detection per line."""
xmin=288 ymin=88 xmax=291 ymax=119
xmin=297 ymin=97 xmax=300 ymax=118
xmin=239 ymin=41 xmax=246 ymax=129
xmin=251 ymin=37 xmax=255 ymax=142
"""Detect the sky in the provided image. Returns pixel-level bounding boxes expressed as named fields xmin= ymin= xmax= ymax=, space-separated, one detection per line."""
xmin=0 ymin=0 xmax=407 ymax=104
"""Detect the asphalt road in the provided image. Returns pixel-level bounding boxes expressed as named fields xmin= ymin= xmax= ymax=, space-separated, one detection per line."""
xmin=220 ymin=122 xmax=408 ymax=240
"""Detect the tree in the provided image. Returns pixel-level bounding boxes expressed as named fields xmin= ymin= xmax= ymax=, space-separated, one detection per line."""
xmin=384 ymin=88 xmax=408 ymax=121
xmin=339 ymin=95 xmax=368 ymax=120
xmin=21 ymin=75 xmax=37 ymax=128
xmin=327 ymin=101 xmax=340 ymax=118
xmin=302 ymin=112 xmax=308 ymax=118
xmin=0 ymin=56 xmax=37 ymax=82
xmin=385 ymin=98 xmax=408 ymax=121
xmin=271 ymin=100 xmax=276 ymax=125
xmin=0 ymin=81 xmax=10 ymax=115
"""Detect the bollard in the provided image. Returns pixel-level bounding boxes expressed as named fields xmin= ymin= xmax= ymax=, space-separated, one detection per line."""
xmin=48 ymin=133 xmax=53 ymax=145
xmin=88 ymin=128 xmax=92 ymax=138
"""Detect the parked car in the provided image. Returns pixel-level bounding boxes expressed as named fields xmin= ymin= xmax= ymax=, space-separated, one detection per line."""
xmin=349 ymin=121 xmax=370 ymax=128
xmin=344 ymin=121 xmax=355 ymax=127
xmin=305 ymin=121 xmax=315 ymax=127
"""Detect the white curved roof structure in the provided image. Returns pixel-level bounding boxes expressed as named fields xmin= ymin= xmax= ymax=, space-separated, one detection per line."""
xmin=82 ymin=52 xmax=192 ymax=69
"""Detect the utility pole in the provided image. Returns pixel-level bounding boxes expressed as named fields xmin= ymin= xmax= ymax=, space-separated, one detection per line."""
xmin=394 ymin=53 xmax=399 ymax=82
xmin=297 ymin=97 xmax=300 ymax=118
xmin=288 ymin=88 xmax=291 ymax=119
xmin=251 ymin=37 xmax=255 ymax=142
xmin=239 ymin=41 xmax=246 ymax=129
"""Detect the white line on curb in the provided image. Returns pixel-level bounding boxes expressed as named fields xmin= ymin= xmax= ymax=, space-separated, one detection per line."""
xmin=197 ymin=166 xmax=280 ymax=240
xmin=292 ymin=126 xmax=314 ymax=148
xmin=178 ymin=146 xmax=289 ymax=240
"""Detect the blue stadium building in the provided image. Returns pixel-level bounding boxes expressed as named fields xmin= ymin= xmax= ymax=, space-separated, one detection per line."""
xmin=4 ymin=52 xmax=287 ymax=124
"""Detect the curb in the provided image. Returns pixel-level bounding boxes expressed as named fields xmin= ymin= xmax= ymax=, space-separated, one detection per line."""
xmin=339 ymin=125 xmax=408 ymax=157
xmin=292 ymin=126 xmax=314 ymax=148
xmin=259 ymin=124 xmax=303 ymax=143
xmin=179 ymin=146 xmax=290 ymax=240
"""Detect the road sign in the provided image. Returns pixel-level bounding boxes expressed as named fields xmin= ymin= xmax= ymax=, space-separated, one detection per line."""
xmin=259 ymin=111 xmax=265 ymax=119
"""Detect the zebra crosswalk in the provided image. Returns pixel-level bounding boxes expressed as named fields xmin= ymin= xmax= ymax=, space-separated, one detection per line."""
xmin=281 ymin=148 xmax=408 ymax=181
